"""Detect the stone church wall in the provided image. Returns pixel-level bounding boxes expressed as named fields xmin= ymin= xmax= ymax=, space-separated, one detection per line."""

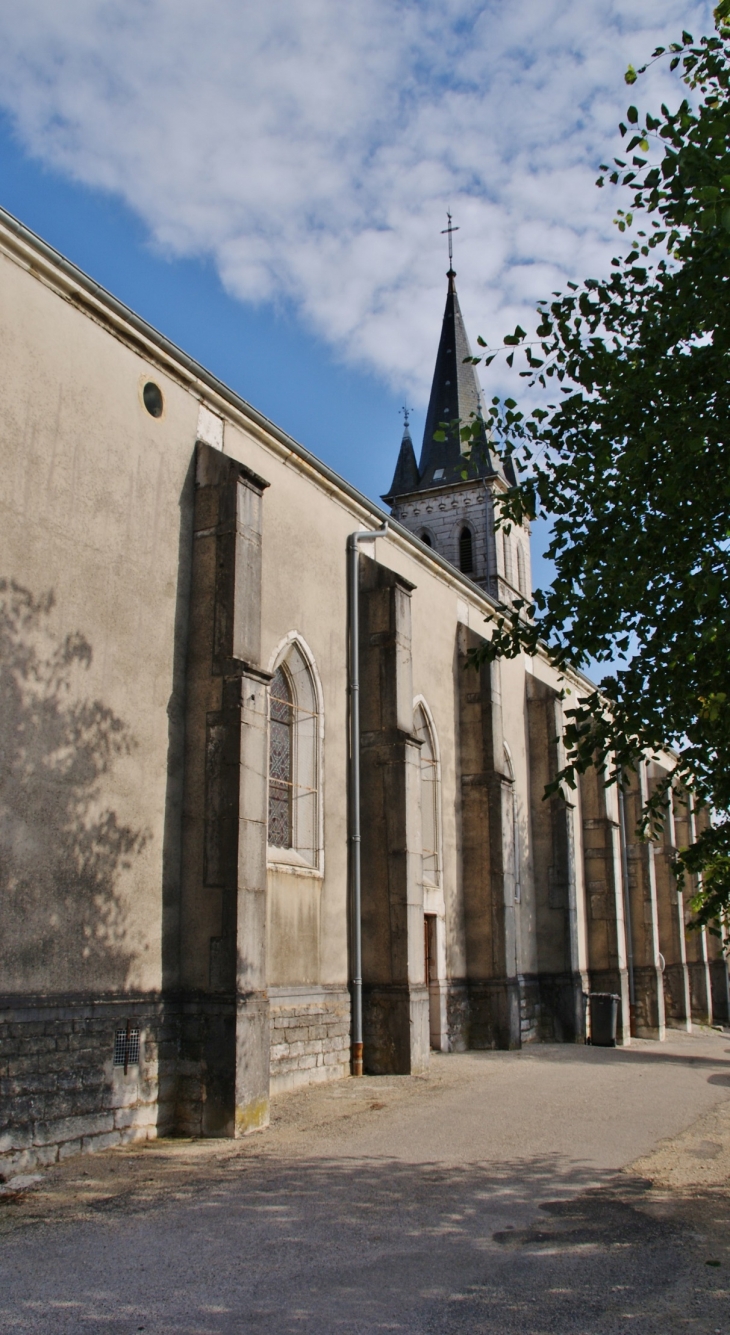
xmin=269 ymin=987 xmax=351 ymax=1092
xmin=1 ymin=208 xmax=727 ymax=1174
xmin=395 ymin=482 xmax=491 ymax=585
xmin=0 ymin=998 xmax=174 ymax=1171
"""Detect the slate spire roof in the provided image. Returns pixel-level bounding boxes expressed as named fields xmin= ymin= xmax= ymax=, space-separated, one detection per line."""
xmin=386 ymin=413 xmax=419 ymax=501
xmin=383 ymin=267 xmax=509 ymax=505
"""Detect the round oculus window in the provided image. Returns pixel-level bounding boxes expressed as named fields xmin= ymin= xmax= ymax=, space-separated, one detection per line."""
xmin=143 ymin=381 xmax=164 ymax=418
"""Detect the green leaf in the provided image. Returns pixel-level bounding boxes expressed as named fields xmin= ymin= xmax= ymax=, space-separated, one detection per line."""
xmin=625 ymin=65 xmax=638 ymax=85
xmin=627 ymin=105 xmax=639 ymax=124
xmin=476 ymin=335 xmax=487 ymax=347
xmin=461 ymin=17 xmax=730 ymax=928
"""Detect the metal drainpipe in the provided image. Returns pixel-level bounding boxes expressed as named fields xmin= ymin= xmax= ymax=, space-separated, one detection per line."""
xmin=348 ymin=521 xmax=389 ymax=1076
xmin=618 ymin=783 xmax=635 ymax=1010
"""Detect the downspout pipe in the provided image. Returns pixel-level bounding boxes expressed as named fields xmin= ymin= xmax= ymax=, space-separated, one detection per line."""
xmin=618 ymin=784 xmax=635 ymax=1011
xmin=348 ymin=521 xmax=388 ymax=1076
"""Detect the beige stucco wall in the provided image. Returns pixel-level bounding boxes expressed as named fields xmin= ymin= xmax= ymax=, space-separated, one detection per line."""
xmin=0 ymin=240 xmax=199 ymax=996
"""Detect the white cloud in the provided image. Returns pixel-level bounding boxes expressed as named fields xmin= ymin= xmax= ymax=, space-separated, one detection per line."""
xmin=0 ymin=0 xmax=714 ymax=401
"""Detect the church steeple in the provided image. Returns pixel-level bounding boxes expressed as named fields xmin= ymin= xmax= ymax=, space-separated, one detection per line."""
xmin=382 ymin=409 xmax=419 ymax=506
xmin=382 ymin=228 xmax=529 ymax=602
xmin=417 ymin=265 xmax=500 ymax=490
xmin=382 ymin=263 xmax=508 ymax=508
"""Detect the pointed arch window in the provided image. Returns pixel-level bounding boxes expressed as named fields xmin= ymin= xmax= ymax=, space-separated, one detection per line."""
xmin=414 ymin=702 xmax=441 ymax=889
xmin=459 ymin=526 xmax=474 ymax=574
xmin=516 ymin=544 xmax=527 ymax=597
xmin=268 ymin=639 xmax=321 ymax=868
xmin=268 ymin=667 xmax=293 ymax=848
xmin=503 ymin=531 xmax=513 ymax=586
xmin=420 ymin=531 xmax=433 ymax=548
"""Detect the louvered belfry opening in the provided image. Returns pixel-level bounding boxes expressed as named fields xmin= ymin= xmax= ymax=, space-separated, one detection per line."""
xmin=459 ymin=527 xmax=474 ymax=574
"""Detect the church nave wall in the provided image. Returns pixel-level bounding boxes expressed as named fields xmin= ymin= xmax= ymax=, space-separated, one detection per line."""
xmin=4 ymin=208 xmax=728 ymax=1173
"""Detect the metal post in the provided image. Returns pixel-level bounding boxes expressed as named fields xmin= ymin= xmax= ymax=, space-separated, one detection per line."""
xmin=347 ymin=521 xmax=388 ymax=1076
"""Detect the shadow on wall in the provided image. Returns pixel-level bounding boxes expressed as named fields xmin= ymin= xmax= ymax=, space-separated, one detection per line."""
xmin=0 ymin=579 xmax=149 ymax=993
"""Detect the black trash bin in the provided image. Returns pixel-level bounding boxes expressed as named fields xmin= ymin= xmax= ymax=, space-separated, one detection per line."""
xmin=589 ymin=992 xmax=619 ymax=1047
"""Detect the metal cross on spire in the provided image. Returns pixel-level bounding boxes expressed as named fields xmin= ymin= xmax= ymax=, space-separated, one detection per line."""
xmin=400 ymin=403 xmax=411 ymax=430
xmin=441 ymin=210 xmax=459 ymax=269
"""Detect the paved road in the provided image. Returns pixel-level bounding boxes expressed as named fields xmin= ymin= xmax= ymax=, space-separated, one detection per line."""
xmin=3 ymin=1033 xmax=730 ymax=1333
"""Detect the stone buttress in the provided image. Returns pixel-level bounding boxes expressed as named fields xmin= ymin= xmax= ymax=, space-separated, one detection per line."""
xmin=179 ymin=441 xmax=271 ymax=1136
xmin=526 ymin=676 xmax=588 ymax=1040
xmin=358 ymin=554 xmax=430 ymax=1074
xmin=456 ymin=625 xmax=522 ymax=1047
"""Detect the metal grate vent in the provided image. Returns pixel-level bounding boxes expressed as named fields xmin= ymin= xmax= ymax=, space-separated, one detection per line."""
xmin=114 ymin=1024 xmax=140 ymax=1072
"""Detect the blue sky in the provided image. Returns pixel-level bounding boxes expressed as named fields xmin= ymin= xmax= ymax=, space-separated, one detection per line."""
xmin=0 ymin=0 xmax=715 ymax=599
xmin=0 ymin=112 xmax=407 ymax=506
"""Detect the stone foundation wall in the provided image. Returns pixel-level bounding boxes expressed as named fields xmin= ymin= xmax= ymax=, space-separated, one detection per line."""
xmin=445 ymin=981 xmax=469 ymax=1052
xmin=175 ymin=997 xmax=237 ymax=1139
xmin=0 ymin=995 xmax=175 ymax=1175
xmin=710 ymin=959 xmax=730 ymax=1023
xmin=269 ymin=987 xmax=350 ymax=1093
xmin=445 ymin=976 xmax=541 ymax=1050
xmin=537 ymin=972 xmax=589 ymax=1043
xmin=518 ymin=974 xmax=541 ymax=1044
xmin=1 ymin=987 xmax=352 ymax=1171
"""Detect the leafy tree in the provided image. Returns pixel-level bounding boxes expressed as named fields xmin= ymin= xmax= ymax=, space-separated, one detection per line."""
xmin=461 ymin=4 xmax=730 ymax=933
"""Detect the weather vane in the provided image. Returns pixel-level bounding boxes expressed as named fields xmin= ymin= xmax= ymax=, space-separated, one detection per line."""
xmin=441 ymin=210 xmax=459 ymax=268
xmin=400 ymin=403 xmax=411 ymax=429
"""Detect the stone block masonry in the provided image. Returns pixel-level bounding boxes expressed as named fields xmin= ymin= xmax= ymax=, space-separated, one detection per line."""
xmin=396 ymin=484 xmax=491 ymax=586
xmin=269 ymin=987 xmax=351 ymax=1093
xmin=1 ymin=988 xmax=353 ymax=1170
xmin=0 ymin=996 xmax=176 ymax=1175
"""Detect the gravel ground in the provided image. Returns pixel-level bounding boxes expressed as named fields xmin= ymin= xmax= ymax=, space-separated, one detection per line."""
xmin=2 ymin=1031 xmax=730 ymax=1333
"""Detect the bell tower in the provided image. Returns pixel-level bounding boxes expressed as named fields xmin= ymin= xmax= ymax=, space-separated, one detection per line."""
xmin=383 ymin=237 xmax=531 ymax=605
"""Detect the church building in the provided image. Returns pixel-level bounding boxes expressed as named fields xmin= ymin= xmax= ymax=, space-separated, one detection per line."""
xmin=382 ymin=262 xmax=527 ymax=608
xmin=0 ymin=206 xmax=727 ymax=1173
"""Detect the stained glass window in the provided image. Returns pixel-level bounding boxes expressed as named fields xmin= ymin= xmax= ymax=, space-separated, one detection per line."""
xmin=268 ymin=666 xmax=293 ymax=848
xmin=267 ymin=641 xmax=321 ymax=867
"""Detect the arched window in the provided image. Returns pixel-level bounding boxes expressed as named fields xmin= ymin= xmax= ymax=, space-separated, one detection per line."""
xmin=516 ymin=544 xmax=527 ymax=597
xmin=268 ymin=666 xmax=293 ymax=848
xmin=414 ymin=702 xmax=441 ymax=888
xmin=459 ymin=526 xmax=474 ymax=574
xmin=502 ymin=531 xmax=513 ymax=586
xmin=268 ymin=638 xmax=321 ymax=867
xmin=420 ymin=531 xmax=433 ymax=548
